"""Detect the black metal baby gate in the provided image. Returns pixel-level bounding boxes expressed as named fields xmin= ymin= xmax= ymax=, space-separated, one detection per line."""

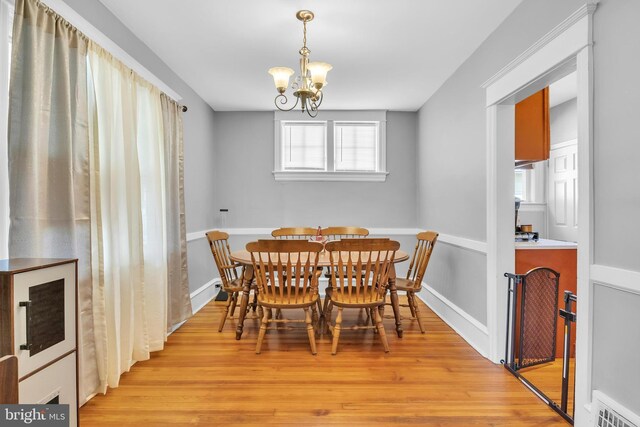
xmin=503 ymin=268 xmax=577 ymax=424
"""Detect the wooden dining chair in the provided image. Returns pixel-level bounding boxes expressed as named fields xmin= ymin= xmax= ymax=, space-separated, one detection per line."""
xmin=247 ymin=239 xmax=323 ymax=354
xmin=272 ymin=227 xmax=325 ymax=317
xmin=320 ymin=226 xmax=369 ymax=241
xmin=385 ymin=231 xmax=438 ymax=333
xmin=206 ymin=230 xmax=257 ymax=332
xmin=324 ymin=238 xmax=400 ymax=355
xmin=271 ymin=227 xmax=318 ymax=240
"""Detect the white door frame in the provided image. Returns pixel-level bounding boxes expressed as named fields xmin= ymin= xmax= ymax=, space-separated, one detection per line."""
xmin=483 ymin=3 xmax=596 ymax=425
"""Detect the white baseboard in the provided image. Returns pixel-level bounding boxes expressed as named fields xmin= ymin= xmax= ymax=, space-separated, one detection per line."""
xmin=191 ymin=278 xmax=221 ymax=314
xmin=416 ymin=283 xmax=490 ymax=358
xmin=169 ymin=278 xmax=221 ymax=334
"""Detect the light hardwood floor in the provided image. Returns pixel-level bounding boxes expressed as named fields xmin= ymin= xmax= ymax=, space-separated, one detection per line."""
xmin=519 ymin=358 xmax=576 ymax=415
xmin=80 ymin=296 xmax=570 ymax=426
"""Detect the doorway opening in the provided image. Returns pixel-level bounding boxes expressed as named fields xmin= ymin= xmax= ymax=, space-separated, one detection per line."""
xmin=510 ymin=72 xmax=579 ymax=421
xmin=483 ymin=4 xmax=596 ymax=426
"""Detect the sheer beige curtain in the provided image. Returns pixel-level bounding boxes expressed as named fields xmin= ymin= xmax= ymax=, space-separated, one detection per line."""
xmin=9 ymin=0 xmax=192 ymax=402
xmin=88 ymin=45 xmax=192 ymax=392
xmin=161 ymin=94 xmax=192 ymax=330
xmin=8 ymin=0 xmax=99 ymax=402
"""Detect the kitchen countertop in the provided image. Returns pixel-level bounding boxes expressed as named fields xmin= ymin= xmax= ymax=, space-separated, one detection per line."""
xmin=515 ymin=238 xmax=578 ymax=250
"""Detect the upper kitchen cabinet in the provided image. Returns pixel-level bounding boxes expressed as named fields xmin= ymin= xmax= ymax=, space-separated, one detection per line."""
xmin=515 ymin=87 xmax=550 ymax=161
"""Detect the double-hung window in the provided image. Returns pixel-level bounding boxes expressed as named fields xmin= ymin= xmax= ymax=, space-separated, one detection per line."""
xmin=273 ymin=111 xmax=388 ymax=182
xmin=281 ymin=121 xmax=327 ymax=171
xmin=334 ymin=122 xmax=378 ymax=172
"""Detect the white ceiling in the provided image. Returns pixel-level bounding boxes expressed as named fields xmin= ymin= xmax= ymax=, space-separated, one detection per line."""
xmin=98 ymin=0 xmax=523 ymax=111
xmin=549 ymin=71 xmax=577 ymax=108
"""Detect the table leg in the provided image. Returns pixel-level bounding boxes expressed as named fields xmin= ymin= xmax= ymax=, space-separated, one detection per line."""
xmin=388 ymin=264 xmax=403 ymax=338
xmin=235 ymin=265 xmax=254 ymax=340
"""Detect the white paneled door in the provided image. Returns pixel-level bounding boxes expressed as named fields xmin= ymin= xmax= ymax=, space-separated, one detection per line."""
xmin=548 ymin=141 xmax=578 ymax=242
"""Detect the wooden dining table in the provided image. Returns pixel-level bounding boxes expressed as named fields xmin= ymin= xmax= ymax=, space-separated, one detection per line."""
xmin=230 ymin=248 xmax=410 ymax=340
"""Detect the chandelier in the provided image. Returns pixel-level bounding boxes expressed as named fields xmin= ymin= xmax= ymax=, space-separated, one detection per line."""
xmin=268 ymin=10 xmax=332 ymax=118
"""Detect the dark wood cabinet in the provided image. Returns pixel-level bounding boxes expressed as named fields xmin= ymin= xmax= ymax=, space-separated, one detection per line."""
xmin=515 ymin=87 xmax=550 ymax=161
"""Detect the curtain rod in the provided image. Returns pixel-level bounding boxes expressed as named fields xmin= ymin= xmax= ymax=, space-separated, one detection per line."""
xmin=181 ymin=105 xmax=188 ymax=112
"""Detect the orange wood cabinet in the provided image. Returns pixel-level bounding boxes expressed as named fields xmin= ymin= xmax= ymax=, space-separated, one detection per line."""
xmin=515 ymin=87 xmax=550 ymax=161
xmin=515 ymin=248 xmax=576 ymax=357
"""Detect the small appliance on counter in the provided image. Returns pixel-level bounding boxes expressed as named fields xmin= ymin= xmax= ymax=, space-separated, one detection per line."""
xmin=515 ymin=198 xmax=539 ymax=242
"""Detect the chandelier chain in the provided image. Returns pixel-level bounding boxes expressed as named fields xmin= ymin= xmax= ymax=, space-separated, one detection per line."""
xmin=303 ymin=20 xmax=307 ymax=50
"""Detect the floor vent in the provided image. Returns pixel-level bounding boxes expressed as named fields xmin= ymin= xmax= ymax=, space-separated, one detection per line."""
xmin=593 ymin=390 xmax=639 ymax=427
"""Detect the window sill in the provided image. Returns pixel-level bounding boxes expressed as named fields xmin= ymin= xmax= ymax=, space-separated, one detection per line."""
xmin=272 ymin=170 xmax=389 ymax=182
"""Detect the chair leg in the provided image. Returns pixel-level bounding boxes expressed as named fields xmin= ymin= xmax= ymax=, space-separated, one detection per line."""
xmin=251 ymin=291 xmax=258 ymax=314
xmin=256 ymin=307 xmax=269 ymax=354
xmin=316 ymin=297 xmax=324 ymax=320
xmin=218 ymin=291 xmax=233 ymax=332
xmin=374 ymin=307 xmax=390 ymax=353
xmin=409 ymin=292 xmax=426 ymax=334
xmin=379 ymin=295 xmax=386 ymax=318
xmin=229 ymin=292 xmax=238 ymax=317
xmin=324 ymin=301 xmax=334 ymax=336
xmin=407 ymin=291 xmax=417 ymax=318
xmin=331 ymin=307 xmax=343 ymax=355
xmin=322 ymin=296 xmax=331 ymax=334
xmin=370 ymin=308 xmax=377 ymax=331
xmin=311 ymin=304 xmax=319 ymax=332
xmin=304 ymin=308 xmax=317 ymax=355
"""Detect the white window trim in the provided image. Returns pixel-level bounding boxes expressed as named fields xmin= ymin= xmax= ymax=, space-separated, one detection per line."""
xmin=273 ymin=110 xmax=388 ymax=182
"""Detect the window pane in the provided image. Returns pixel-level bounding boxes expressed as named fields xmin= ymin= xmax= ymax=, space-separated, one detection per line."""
xmin=334 ymin=122 xmax=378 ymax=171
xmin=282 ymin=122 xmax=326 ymax=170
xmin=515 ymin=170 xmax=526 ymax=201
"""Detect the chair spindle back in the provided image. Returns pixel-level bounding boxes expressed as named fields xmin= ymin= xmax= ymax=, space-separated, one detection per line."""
xmin=271 ymin=227 xmax=318 ymax=240
xmin=325 ymin=239 xmax=400 ymax=304
xmin=406 ymin=231 xmax=438 ymax=286
xmin=247 ymin=240 xmax=323 ymax=304
xmin=206 ymin=231 xmax=238 ymax=288
xmin=321 ymin=226 xmax=369 ymax=241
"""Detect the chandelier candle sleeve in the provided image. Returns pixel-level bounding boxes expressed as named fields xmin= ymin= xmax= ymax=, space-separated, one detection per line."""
xmin=268 ymin=10 xmax=332 ymax=118
xmin=308 ymin=62 xmax=333 ymax=89
xmin=268 ymin=67 xmax=295 ymax=93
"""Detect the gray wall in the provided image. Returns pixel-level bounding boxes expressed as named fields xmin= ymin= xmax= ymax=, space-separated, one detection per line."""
xmin=593 ymin=0 xmax=640 ymax=273
xmin=424 ymin=245 xmax=487 ymax=324
xmin=212 ymin=111 xmax=417 ymax=228
xmin=590 ymin=0 xmax=640 ymax=416
xmin=416 ymin=0 xmax=585 ymax=327
xmin=591 ymin=284 xmax=640 ymax=414
xmin=62 ymin=0 xmax=218 ymax=294
xmin=550 ymin=98 xmax=578 ymax=146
